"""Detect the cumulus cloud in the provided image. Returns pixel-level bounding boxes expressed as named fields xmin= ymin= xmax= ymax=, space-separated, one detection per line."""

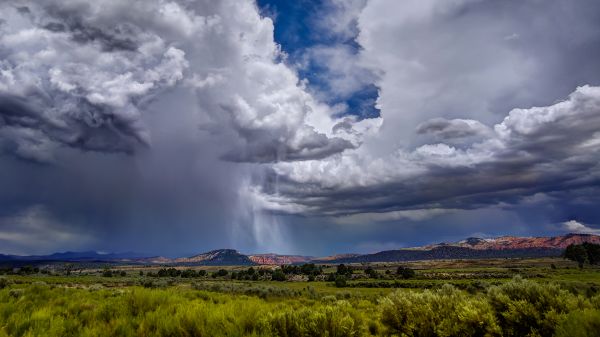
xmin=562 ymin=220 xmax=600 ymax=235
xmin=0 ymin=0 xmax=352 ymax=163
xmin=247 ymin=0 xmax=600 ymax=229
xmin=0 ymin=0 xmax=369 ymax=255
xmin=258 ymin=84 xmax=600 ymax=217
xmin=0 ymin=1 xmax=192 ymax=161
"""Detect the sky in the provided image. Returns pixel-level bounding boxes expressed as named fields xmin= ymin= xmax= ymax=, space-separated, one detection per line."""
xmin=1 ymin=0 xmax=600 ymax=257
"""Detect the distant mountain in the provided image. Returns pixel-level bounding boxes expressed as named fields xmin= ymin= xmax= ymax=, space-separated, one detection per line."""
xmin=248 ymin=254 xmax=313 ymax=265
xmin=326 ymin=246 xmax=562 ymax=263
xmin=324 ymin=234 xmax=600 ymax=264
xmin=0 ymin=251 xmax=148 ymax=262
xmin=173 ymin=249 xmax=255 ymax=265
xmin=1 ymin=233 xmax=598 ymax=266
xmin=422 ymin=233 xmax=600 ymax=251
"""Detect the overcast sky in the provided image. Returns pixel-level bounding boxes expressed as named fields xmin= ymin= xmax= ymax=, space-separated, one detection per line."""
xmin=1 ymin=0 xmax=600 ymax=256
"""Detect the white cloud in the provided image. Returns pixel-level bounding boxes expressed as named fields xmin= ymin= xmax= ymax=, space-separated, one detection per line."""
xmin=562 ymin=220 xmax=600 ymax=235
xmin=0 ymin=0 xmax=357 ymax=163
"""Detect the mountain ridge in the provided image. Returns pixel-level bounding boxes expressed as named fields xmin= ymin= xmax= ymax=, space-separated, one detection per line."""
xmin=1 ymin=233 xmax=598 ymax=266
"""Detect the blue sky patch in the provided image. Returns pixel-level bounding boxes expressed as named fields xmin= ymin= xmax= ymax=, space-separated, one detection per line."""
xmin=257 ymin=0 xmax=380 ymax=119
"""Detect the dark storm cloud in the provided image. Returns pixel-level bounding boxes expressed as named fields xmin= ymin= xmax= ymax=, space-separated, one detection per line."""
xmin=2 ymin=0 xmax=600 ymax=257
xmin=0 ymin=0 xmax=362 ymax=255
xmin=41 ymin=6 xmax=139 ymax=52
xmin=244 ymin=0 xmax=600 ymax=234
xmin=0 ymin=1 xmax=189 ymax=162
xmin=264 ymin=86 xmax=600 ymax=220
xmin=416 ymin=118 xmax=490 ymax=140
xmin=0 ymin=93 xmax=148 ymax=162
xmin=221 ymin=124 xmax=354 ymax=163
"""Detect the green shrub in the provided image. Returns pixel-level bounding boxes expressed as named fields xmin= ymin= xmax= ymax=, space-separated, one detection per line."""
xmin=335 ymin=275 xmax=347 ymax=288
xmin=381 ymin=284 xmax=501 ymax=336
xmin=486 ymin=276 xmax=586 ymax=337
xmin=396 ymin=266 xmax=416 ymax=279
xmin=554 ymin=309 xmax=600 ymax=337
xmin=0 ymin=277 xmax=11 ymax=289
xmin=264 ymin=300 xmax=366 ymax=337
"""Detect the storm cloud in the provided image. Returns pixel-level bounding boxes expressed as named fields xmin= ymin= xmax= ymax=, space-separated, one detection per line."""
xmin=1 ymin=0 xmax=600 ymax=256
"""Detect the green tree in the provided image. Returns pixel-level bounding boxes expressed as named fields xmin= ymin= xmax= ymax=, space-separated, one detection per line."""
xmin=365 ymin=266 xmax=378 ymax=278
xmin=334 ymin=275 xmax=347 ymax=288
xmin=336 ymin=264 xmax=352 ymax=276
xmin=397 ymin=266 xmax=416 ymax=279
xmin=564 ymin=244 xmax=588 ymax=268
xmin=582 ymin=242 xmax=600 ymax=265
xmin=271 ymin=269 xmax=286 ymax=281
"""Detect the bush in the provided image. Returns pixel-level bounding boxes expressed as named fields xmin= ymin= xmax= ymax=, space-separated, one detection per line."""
xmin=554 ymin=309 xmax=600 ymax=337
xmin=396 ymin=266 xmax=416 ymax=279
xmin=381 ymin=284 xmax=500 ymax=336
xmin=486 ymin=276 xmax=585 ymax=336
xmin=265 ymin=300 xmax=367 ymax=337
xmin=335 ymin=275 xmax=347 ymax=288
xmin=564 ymin=244 xmax=589 ymax=267
xmin=0 ymin=277 xmax=11 ymax=289
xmin=271 ymin=270 xmax=286 ymax=281
xmin=336 ymin=264 xmax=352 ymax=276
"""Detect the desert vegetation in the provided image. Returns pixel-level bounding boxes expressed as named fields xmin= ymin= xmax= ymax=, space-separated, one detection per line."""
xmin=1 ymin=258 xmax=600 ymax=336
xmin=0 ymin=276 xmax=599 ymax=336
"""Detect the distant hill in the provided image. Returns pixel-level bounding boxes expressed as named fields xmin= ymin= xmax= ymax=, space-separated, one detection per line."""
xmin=422 ymin=233 xmax=600 ymax=251
xmin=0 ymin=251 xmax=147 ymax=262
xmin=324 ymin=234 xmax=600 ymax=264
xmin=173 ymin=249 xmax=254 ymax=265
xmin=1 ymin=233 xmax=598 ymax=266
xmin=324 ymin=246 xmax=562 ymax=263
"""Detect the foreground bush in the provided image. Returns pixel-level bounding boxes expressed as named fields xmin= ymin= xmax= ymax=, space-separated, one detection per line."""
xmin=380 ymin=277 xmax=600 ymax=337
xmin=0 ymin=284 xmax=371 ymax=337
xmin=381 ymin=284 xmax=500 ymax=336
xmin=1 ymin=277 xmax=599 ymax=336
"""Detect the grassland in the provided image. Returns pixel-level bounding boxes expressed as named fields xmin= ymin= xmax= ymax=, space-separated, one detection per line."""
xmin=1 ymin=258 xmax=599 ymax=336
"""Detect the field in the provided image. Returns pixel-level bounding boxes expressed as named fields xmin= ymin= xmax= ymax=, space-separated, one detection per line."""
xmin=1 ymin=258 xmax=600 ymax=336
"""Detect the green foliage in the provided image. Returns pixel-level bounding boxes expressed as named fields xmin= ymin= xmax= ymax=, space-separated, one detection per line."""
xmin=379 ymin=276 xmax=600 ymax=337
xmin=396 ymin=266 xmax=416 ymax=279
xmin=554 ymin=309 xmax=600 ymax=337
xmin=381 ymin=284 xmax=501 ymax=336
xmin=335 ymin=275 xmax=348 ymax=288
xmin=280 ymin=263 xmax=322 ymax=276
xmin=364 ymin=267 xmax=378 ymax=279
xmin=271 ymin=269 xmax=286 ymax=281
xmin=265 ymin=300 xmax=368 ymax=337
xmin=564 ymin=244 xmax=589 ymax=267
xmin=0 ymin=283 xmax=372 ymax=337
xmin=0 ymin=277 xmax=11 ymax=289
xmin=1 ymin=269 xmax=599 ymax=336
xmin=582 ymin=243 xmax=600 ymax=265
xmin=336 ymin=264 xmax=353 ymax=276
xmin=486 ymin=276 xmax=585 ymax=336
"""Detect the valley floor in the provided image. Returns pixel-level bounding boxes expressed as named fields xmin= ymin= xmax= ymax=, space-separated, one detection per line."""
xmin=1 ymin=258 xmax=600 ymax=336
